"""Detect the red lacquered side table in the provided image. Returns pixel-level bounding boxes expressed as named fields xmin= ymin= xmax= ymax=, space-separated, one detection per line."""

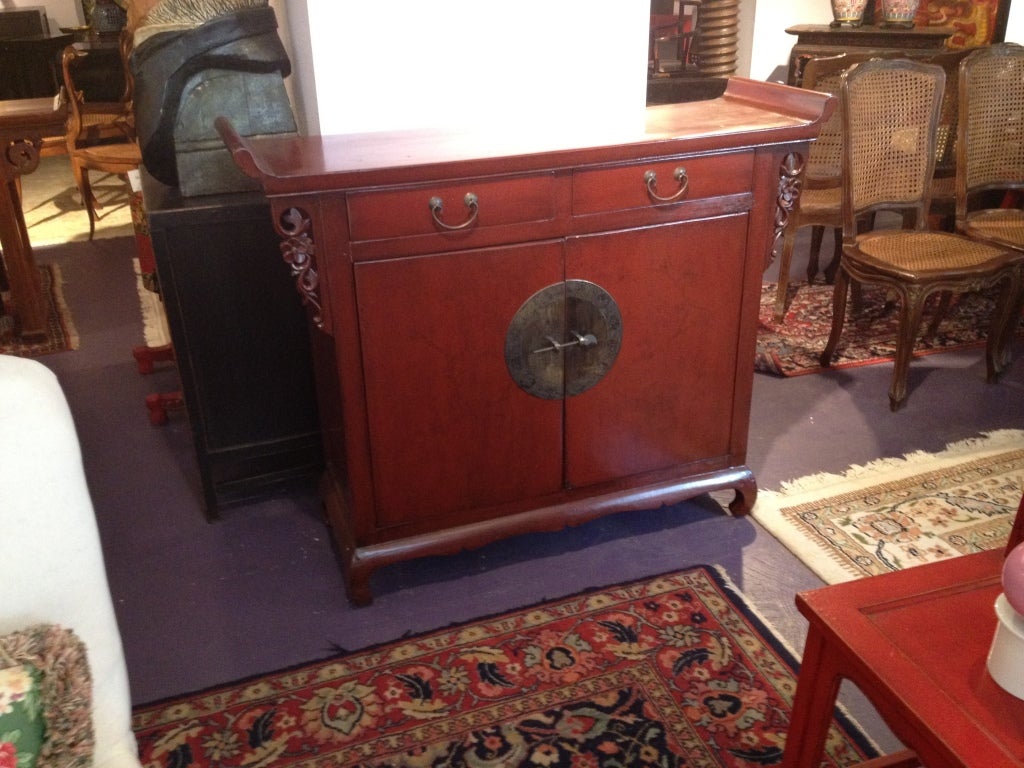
xmin=783 ymin=546 xmax=1024 ymax=768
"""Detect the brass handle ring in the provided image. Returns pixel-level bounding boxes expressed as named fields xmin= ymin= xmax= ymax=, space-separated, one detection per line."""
xmin=429 ymin=192 xmax=479 ymax=230
xmin=644 ymin=167 xmax=689 ymax=203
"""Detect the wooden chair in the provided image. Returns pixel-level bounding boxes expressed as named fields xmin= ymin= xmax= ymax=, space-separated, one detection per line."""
xmin=819 ymin=57 xmax=1022 ymax=410
xmin=771 ymin=51 xmax=888 ymax=322
xmin=954 ymin=43 xmax=1024 ymax=372
xmin=955 ymin=42 xmax=1024 ymax=243
xmin=61 ymin=36 xmax=141 ymax=239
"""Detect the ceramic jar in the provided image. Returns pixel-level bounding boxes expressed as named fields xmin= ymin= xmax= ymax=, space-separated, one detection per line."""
xmin=830 ymin=0 xmax=869 ymax=27
xmin=880 ymin=0 xmax=920 ymax=27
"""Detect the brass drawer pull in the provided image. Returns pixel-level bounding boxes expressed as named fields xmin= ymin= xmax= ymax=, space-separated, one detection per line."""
xmin=644 ymin=167 xmax=689 ymax=203
xmin=429 ymin=192 xmax=479 ymax=230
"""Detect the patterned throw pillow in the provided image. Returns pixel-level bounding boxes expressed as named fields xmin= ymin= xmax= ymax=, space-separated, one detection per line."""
xmin=0 ymin=664 xmax=45 ymax=768
xmin=0 ymin=626 xmax=92 ymax=768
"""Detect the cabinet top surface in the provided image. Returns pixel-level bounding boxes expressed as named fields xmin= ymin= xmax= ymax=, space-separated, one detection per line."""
xmin=219 ymin=78 xmax=834 ymax=195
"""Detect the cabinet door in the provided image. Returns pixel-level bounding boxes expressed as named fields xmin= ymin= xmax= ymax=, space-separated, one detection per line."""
xmin=564 ymin=214 xmax=749 ymax=488
xmin=355 ymin=241 xmax=565 ymax=530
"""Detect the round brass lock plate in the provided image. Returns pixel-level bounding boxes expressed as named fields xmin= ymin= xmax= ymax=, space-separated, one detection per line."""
xmin=505 ymin=279 xmax=623 ymax=400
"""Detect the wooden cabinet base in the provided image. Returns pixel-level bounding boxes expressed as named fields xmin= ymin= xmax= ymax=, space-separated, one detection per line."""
xmin=324 ymin=463 xmax=757 ymax=606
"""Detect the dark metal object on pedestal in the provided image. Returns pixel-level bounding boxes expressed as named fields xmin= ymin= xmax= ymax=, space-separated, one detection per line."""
xmin=131 ymin=5 xmax=295 ymax=197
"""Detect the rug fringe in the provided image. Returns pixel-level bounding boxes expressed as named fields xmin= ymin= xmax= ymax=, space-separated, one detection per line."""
xmin=133 ymin=258 xmax=172 ymax=348
xmin=49 ymin=263 xmax=80 ymax=351
xmin=768 ymin=429 xmax=1024 ymax=495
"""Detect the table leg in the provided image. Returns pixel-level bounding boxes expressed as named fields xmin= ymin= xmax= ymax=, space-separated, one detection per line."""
xmin=0 ymin=176 xmax=47 ymax=338
xmin=781 ymin=627 xmax=844 ymax=768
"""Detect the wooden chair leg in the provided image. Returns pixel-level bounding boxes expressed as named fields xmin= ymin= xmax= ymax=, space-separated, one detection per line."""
xmin=819 ymin=267 xmax=850 ymax=367
xmin=924 ymin=290 xmax=953 ymax=341
xmin=889 ymin=288 xmax=928 ymax=411
xmin=806 ymin=225 xmax=825 ymax=284
xmin=823 ymin=227 xmax=842 ymax=284
xmin=82 ymin=169 xmax=96 ymax=240
xmin=987 ymin=269 xmax=1023 ymax=381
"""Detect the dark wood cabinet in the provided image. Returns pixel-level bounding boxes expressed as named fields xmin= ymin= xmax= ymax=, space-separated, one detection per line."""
xmin=218 ymin=78 xmax=834 ymax=603
xmin=141 ymin=176 xmax=322 ymax=513
xmin=785 ymin=24 xmax=954 ymax=86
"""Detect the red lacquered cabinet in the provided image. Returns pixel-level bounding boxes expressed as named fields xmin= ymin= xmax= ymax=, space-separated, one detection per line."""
xmin=219 ymin=78 xmax=834 ymax=604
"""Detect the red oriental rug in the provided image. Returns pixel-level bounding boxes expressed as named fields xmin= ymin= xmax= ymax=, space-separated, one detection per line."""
xmin=132 ymin=566 xmax=877 ymax=767
xmin=756 ymin=280 xmax=1024 ymax=377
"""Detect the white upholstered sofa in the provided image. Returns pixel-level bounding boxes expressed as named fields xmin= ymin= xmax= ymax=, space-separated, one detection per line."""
xmin=0 ymin=355 xmax=142 ymax=768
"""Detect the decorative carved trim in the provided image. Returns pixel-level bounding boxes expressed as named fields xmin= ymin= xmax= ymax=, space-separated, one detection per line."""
xmin=770 ymin=152 xmax=805 ymax=269
xmin=1 ymin=138 xmax=41 ymax=183
xmin=277 ymin=206 xmax=323 ymax=329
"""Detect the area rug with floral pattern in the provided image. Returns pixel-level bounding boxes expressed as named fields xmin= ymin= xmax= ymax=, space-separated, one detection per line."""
xmin=0 ymin=264 xmax=79 ymax=356
xmin=756 ymin=281 xmax=1024 ymax=376
xmin=131 ymin=566 xmax=877 ymax=768
xmin=753 ymin=430 xmax=1024 ymax=584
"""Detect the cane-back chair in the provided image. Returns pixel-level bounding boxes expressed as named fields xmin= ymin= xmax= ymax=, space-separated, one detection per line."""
xmin=61 ymin=36 xmax=141 ymax=239
xmin=954 ymin=42 xmax=1024 ymax=371
xmin=926 ymin=47 xmax=973 ymax=229
xmin=956 ymin=44 xmax=1024 ymax=249
xmin=772 ymin=51 xmax=888 ymax=322
xmin=820 ymin=58 xmax=1022 ymax=410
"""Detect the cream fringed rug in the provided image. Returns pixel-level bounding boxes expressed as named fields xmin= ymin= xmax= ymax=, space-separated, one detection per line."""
xmin=133 ymin=258 xmax=172 ymax=348
xmin=752 ymin=430 xmax=1024 ymax=584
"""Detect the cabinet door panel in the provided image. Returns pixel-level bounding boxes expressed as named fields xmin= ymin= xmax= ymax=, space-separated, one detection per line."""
xmin=564 ymin=215 xmax=749 ymax=488
xmin=356 ymin=242 xmax=565 ymax=530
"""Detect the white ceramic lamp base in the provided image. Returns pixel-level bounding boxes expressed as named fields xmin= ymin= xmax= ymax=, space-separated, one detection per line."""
xmin=987 ymin=593 xmax=1024 ymax=699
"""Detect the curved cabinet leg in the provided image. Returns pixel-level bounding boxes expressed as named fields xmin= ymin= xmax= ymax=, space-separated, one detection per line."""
xmin=727 ymin=471 xmax=757 ymax=516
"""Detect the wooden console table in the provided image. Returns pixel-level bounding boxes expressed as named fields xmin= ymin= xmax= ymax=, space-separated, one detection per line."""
xmin=783 ymin=547 xmax=1024 ymax=768
xmin=219 ymin=78 xmax=834 ymax=604
xmin=785 ymin=24 xmax=955 ymax=86
xmin=0 ymin=96 xmax=67 ymax=339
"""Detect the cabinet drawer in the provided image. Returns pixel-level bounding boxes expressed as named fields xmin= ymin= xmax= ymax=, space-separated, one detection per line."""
xmin=572 ymin=151 xmax=753 ymax=216
xmin=347 ymin=172 xmax=565 ymax=250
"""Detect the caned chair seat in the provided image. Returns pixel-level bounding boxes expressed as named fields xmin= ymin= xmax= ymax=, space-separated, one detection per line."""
xmin=961 ymin=209 xmax=1024 ymax=250
xmin=820 ymin=58 xmax=1022 ymax=410
xmin=80 ymin=108 xmax=133 ymax=142
xmin=74 ymin=142 xmax=141 ymax=168
xmin=855 ymin=230 xmax=1010 ymax=272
